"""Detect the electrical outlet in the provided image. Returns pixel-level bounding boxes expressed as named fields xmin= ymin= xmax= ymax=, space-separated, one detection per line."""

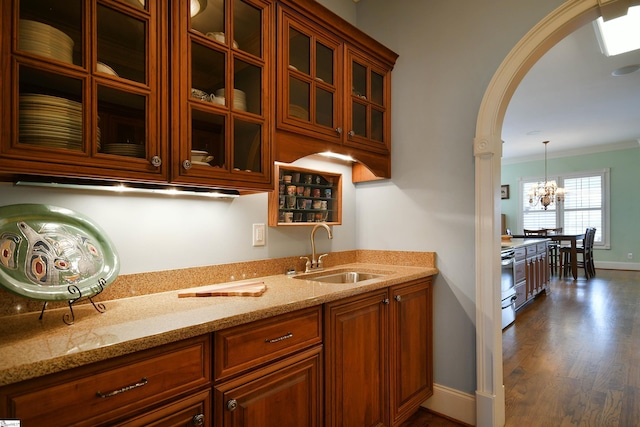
xmin=253 ymin=223 xmax=266 ymax=247
xmin=628 ymin=253 xmax=633 ymax=260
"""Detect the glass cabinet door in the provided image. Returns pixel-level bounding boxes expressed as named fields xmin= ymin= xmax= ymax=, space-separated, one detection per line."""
xmin=6 ymin=0 xmax=164 ymax=177
xmin=277 ymin=8 xmax=342 ymax=143
xmin=176 ymin=0 xmax=271 ymax=187
xmin=346 ymin=49 xmax=391 ymax=155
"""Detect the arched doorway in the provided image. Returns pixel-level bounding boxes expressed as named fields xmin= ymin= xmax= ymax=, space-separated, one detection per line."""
xmin=473 ymin=0 xmax=637 ymax=425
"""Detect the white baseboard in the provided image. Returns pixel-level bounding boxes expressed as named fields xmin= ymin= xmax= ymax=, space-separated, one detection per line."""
xmin=596 ymin=261 xmax=640 ymax=271
xmin=421 ymin=383 xmax=476 ymax=425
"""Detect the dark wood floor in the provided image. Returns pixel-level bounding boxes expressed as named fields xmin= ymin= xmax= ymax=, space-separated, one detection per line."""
xmin=400 ymin=407 xmax=466 ymax=426
xmin=403 ymin=269 xmax=640 ymax=427
xmin=503 ymin=269 xmax=640 ymax=426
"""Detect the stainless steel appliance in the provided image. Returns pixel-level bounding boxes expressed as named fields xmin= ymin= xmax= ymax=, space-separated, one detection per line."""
xmin=501 ymin=249 xmax=517 ymax=329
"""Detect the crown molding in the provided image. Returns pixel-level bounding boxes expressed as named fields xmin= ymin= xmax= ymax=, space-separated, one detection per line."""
xmin=502 ymin=139 xmax=640 ymax=165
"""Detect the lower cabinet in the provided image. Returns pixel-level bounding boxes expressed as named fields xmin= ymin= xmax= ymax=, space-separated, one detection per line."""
xmin=213 ymin=347 xmax=322 ymax=427
xmin=0 ymin=335 xmax=212 ymax=427
xmin=515 ymin=241 xmax=549 ymax=311
xmin=212 ymin=306 xmax=323 ymax=427
xmin=324 ymin=278 xmax=433 ymax=427
xmin=112 ymin=389 xmax=211 ymax=427
xmin=0 ymin=279 xmax=434 ymax=427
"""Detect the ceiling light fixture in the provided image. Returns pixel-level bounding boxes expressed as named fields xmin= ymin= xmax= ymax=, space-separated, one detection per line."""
xmin=611 ymin=64 xmax=640 ymax=76
xmin=528 ymin=141 xmax=566 ymax=210
xmin=594 ymin=5 xmax=640 ymax=56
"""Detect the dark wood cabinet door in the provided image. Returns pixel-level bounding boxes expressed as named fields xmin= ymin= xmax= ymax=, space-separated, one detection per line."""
xmin=389 ymin=279 xmax=433 ymax=426
xmin=324 ymin=289 xmax=389 ymax=427
xmin=215 ymin=347 xmax=322 ymax=427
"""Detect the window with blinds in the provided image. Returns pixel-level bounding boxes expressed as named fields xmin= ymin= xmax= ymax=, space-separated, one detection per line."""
xmin=519 ymin=169 xmax=609 ymax=247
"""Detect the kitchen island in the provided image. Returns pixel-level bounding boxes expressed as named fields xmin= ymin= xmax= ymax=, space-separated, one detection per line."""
xmin=502 ymin=238 xmax=549 ymax=310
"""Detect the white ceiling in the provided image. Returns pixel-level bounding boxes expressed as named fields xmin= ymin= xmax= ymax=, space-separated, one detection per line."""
xmin=501 ymin=19 xmax=640 ymax=161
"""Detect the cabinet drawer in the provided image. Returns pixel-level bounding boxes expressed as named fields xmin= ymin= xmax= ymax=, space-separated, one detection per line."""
xmin=514 ymin=247 xmax=526 ymax=261
xmin=537 ymin=243 xmax=547 ymax=253
xmin=2 ymin=335 xmax=211 ymax=427
xmin=526 ymin=245 xmax=537 ymax=257
xmin=214 ymin=306 xmax=322 ymax=382
xmin=514 ymin=260 xmax=526 ymax=283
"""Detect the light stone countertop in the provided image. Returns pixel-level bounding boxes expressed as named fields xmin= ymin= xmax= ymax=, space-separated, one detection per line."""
xmin=500 ymin=238 xmax=549 ymax=250
xmin=0 ymin=262 xmax=437 ymax=386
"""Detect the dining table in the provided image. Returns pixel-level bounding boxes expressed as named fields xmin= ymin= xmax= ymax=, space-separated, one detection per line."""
xmin=546 ymin=233 xmax=585 ymax=280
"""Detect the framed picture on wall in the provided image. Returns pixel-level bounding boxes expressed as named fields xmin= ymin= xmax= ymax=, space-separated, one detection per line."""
xmin=501 ymin=185 xmax=510 ymax=199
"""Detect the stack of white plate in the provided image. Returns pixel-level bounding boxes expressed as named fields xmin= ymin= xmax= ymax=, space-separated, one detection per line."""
xmin=19 ymin=93 xmax=82 ymax=150
xmin=19 ymin=20 xmax=74 ymax=64
xmin=215 ymin=88 xmax=247 ymax=111
xmin=102 ymin=143 xmax=145 ymax=158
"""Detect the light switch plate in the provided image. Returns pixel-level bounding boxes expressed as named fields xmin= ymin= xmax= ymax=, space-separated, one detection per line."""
xmin=253 ymin=223 xmax=266 ymax=246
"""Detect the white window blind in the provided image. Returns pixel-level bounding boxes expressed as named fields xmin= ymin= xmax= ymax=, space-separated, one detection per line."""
xmin=518 ymin=169 xmax=609 ymax=247
xmin=563 ymin=175 xmax=603 ymax=243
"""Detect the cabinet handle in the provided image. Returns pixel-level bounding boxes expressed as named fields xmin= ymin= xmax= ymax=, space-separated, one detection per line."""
xmin=335 ymin=127 xmax=342 ymax=134
xmin=382 ymin=298 xmax=390 ymax=304
xmin=265 ymin=332 xmax=293 ymax=343
xmin=150 ymin=155 xmax=162 ymax=167
xmin=227 ymin=399 xmax=238 ymax=411
xmin=182 ymin=160 xmax=192 ymax=170
xmin=348 ymin=130 xmax=355 ymax=137
xmin=191 ymin=414 xmax=205 ymax=426
xmin=96 ymin=377 xmax=148 ymax=398
xmin=394 ymin=295 xmax=402 ymax=302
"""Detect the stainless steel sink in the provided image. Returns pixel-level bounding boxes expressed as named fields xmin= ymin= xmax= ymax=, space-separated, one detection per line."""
xmin=294 ymin=270 xmax=386 ymax=284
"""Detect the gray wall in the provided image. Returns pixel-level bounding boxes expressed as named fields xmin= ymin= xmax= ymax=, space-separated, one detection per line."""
xmin=348 ymin=0 xmax=564 ymax=394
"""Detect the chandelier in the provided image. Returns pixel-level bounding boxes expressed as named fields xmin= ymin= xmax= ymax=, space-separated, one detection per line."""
xmin=528 ymin=141 xmax=566 ymax=210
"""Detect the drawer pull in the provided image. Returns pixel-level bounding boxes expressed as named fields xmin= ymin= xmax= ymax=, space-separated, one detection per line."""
xmin=96 ymin=377 xmax=148 ymax=398
xmin=192 ymin=413 xmax=205 ymax=425
xmin=264 ymin=332 xmax=293 ymax=343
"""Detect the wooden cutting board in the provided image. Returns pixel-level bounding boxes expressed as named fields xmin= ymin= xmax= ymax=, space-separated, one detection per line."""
xmin=178 ymin=281 xmax=266 ymax=298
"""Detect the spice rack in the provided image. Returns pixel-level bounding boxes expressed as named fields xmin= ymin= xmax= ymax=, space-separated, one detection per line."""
xmin=268 ymin=164 xmax=342 ymax=226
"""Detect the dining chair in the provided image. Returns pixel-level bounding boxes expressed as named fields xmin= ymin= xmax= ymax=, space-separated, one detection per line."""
xmin=544 ymin=227 xmax=563 ymax=275
xmin=560 ymin=227 xmax=596 ymax=279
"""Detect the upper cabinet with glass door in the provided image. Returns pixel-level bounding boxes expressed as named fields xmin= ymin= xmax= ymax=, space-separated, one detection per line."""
xmin=170 ymin=0 xmax=273 ymax=191
xmin=276 ymin=6 xmax=342 ymax=144
xmin=274 ymin=0 xmax=397 ymax=181
xmin=0 ymin=0 xmax=166 ymax=181
xmin=345 ymin=48 xmax=391 ymax=155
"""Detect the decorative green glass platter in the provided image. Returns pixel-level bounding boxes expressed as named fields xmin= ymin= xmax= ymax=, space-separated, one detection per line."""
xmin=0 ymin=204 xmax=119 ymax=302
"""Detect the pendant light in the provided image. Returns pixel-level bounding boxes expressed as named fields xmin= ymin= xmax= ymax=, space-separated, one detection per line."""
xmin=528 ymin=141 xmax=566 ymax=210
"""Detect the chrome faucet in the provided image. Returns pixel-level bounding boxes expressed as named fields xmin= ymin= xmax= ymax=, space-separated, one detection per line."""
xmin=301 ymin=223 xmax=333 ymax=273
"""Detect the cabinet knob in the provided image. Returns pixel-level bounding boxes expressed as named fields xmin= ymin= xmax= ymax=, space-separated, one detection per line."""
xmin=335 ymin=127 xmax=342 ymax=134
xmin=182 ymin=159 xmax=192 ymax=170
xmin=226 ymin=399 xmax=238 ymax=411
xmin=348 ymin=130 xmax=355 ymax=137
xmin=394 ymin=295 xmax=402 ymax=302
xmin=150 ymin=156 xmax=162 ymax=167
xmin=191 ymin=414 xmax=205 ymax=426
xmin=382 ymin=298 xmax=390 ymax=304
